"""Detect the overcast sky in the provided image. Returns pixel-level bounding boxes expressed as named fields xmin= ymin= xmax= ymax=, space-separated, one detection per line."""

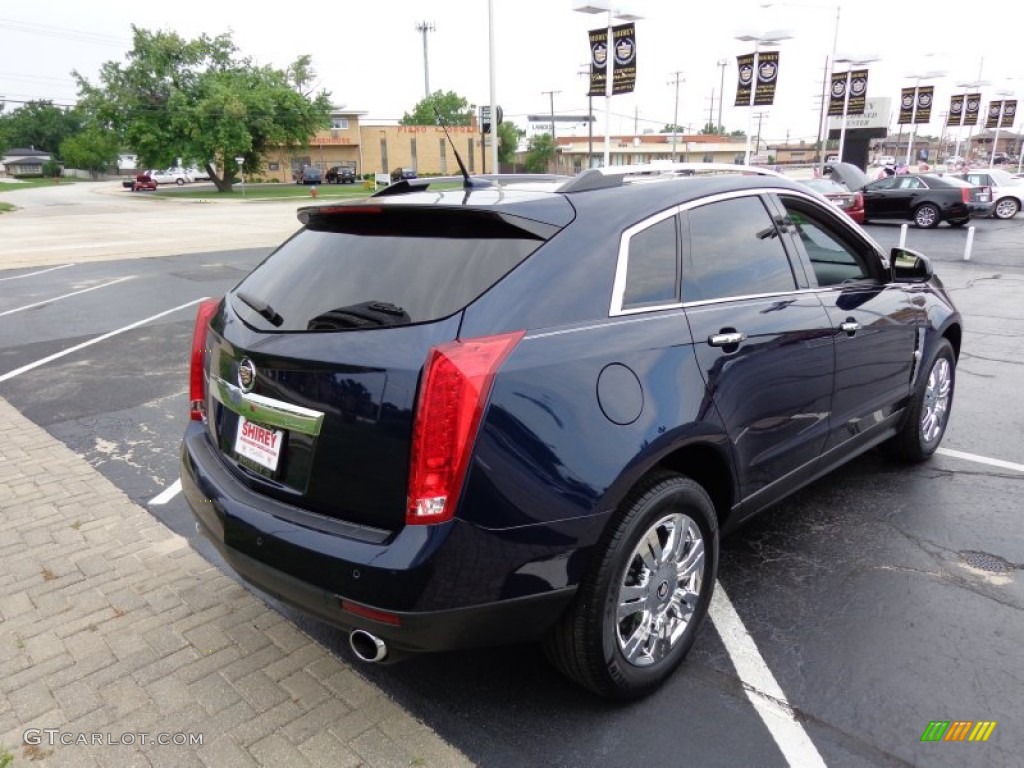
xmin=2 ymin=0 xmax=1022 ymax=144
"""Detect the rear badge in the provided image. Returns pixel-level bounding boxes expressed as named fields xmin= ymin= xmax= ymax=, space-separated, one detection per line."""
xmin=238 ymin=358 xmax=256 ymax=393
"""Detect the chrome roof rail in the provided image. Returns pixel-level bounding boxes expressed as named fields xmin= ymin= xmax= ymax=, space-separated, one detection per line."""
xmin=556 ymin=162 xmax=786 ymax=193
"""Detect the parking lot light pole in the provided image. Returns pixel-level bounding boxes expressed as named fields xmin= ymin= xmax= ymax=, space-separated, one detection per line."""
xmin=834 ymin=54 xmax=879 ymax=164
xmin=953 ymin=77 xmax=991 ymax=163
xmin=574 ymin=2 xmax=643 ymax=167
xmin=903 ymin=69 xmax=947 ymax=166
xmin=735 ymin=30 xmax=792 ymax=165
xmin=988 ymin=89 xmax=1014 ymax=169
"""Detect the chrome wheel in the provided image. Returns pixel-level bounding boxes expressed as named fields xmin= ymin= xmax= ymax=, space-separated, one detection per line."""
xmin=615 ymin=513 xmax=705 ymax=668
xmin=914 ymin=205 xmax=938 ymax=228
xmin=921 ymin=357 xmax=952 ymax=444
xmin=994 ymin=198 xmax=1019 ymax=219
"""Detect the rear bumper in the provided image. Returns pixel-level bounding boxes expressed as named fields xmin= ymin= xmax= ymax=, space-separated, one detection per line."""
xmin=968 ymin=201 xmax=994 ymax=216
xmin=180 ymin=423 xmax=577 ymax=653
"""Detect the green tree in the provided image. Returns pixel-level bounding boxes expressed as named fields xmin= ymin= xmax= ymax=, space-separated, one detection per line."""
xmin=74 ymin=26 xmax=331 ymax=192
xmin=698 ymin=122 xmax=725 ymax=135
xmin=0 ymin=100 xmax=82 ymax=154
xmin=60 ymin=126 xmax=121 ymax=178
xmin=524 ymin=133 xmax=555 ymax=173
xmin=401 ymin=90 xmax=473 ymax=126
xmin=663 ymin=123 xmax=685 ymax=133
xmin=496 ymin=121 xmax=522 ymax=165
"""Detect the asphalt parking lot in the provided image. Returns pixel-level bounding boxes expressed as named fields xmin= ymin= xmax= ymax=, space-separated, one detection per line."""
xmin=1 ymin=189 xmax=1022 ymax=767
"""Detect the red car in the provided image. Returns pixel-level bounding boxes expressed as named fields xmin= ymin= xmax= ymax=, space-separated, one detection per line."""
xmin=131 ymin=173 xmax=157 ymax=192
xmin=802 ymin=178 xmax=865 ymax=223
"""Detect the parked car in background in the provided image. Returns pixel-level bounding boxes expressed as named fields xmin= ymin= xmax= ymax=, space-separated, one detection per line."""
xmin=390 ymin=167 xmax=417 ymax=182
xmin=150 ymin=168 xmax=193 ymax=185
xmin=325 ymin=166 xmax=357 ymax=184
xmin=800 ymin=177 xmax=865 ymax=223
xmin=830 ymin=163 xmax=991 ymax=227
xmin=185 ymin=166 xmax=212 ymax=181
xmin=181 ymin=162 xmax=961 ymax=699
xmin=295 ymin=166 xmax=323 ymax=185
xmin=129 ymin=173 xmax=157 ymax=192
xmin=876 ymin=154 xmax=896 ymax=167
xmin=952 ymin=169 xmax=1023 ymax=219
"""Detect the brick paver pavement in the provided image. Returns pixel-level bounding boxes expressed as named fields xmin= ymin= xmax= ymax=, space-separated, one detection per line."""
xmin=0 ymin=396 xmax=472 ymax=768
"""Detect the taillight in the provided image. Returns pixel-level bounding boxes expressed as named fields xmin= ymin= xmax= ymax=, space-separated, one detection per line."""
xmin=961 ymin=188 xmax=971 ymax=203
xmin=407 ymin=331 xmax=525 ymax=525
xmin=189 ymin=298 xmax=221 ymax=421
xmin=852 ymin=192 xmax=864 ymax=211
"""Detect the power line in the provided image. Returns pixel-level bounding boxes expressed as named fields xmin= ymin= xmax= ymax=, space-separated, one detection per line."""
xmin=0 ymin=18 xmax=127 ymax=47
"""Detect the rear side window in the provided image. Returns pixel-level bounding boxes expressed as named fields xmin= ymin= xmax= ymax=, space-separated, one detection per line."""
xmin=621 ymin=215 xmax=679 ymax=309
xmin=233 ymin=208 xmax=550 ymax=331
xmin=683 ymin=196 xmax=797 ymax=302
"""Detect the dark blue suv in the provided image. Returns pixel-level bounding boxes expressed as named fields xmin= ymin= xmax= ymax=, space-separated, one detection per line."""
xmin=181 ymin=165 xmax=961 ymax=698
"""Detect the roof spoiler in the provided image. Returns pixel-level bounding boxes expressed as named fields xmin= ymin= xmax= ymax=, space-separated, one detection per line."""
xmin=371 ymin=174 xmax=572 ymax=197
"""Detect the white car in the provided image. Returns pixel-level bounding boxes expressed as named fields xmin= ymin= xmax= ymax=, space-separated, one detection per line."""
xmin=150 ymin=168 xmax=193 ymax=185
xmin=876 ymin=155 xmax=896 ymax=167
xmin=184 ymin=166 xmax=211 ymax=181
xmin=955 ymin=168 xmax=1022 ymax=219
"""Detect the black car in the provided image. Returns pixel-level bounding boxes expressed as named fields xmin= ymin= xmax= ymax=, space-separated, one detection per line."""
xmin=325 ymin=166 xmax=356 ymax=184
xmin=390 ymin=167 xmax=417 ymax=182
xmin=181 ymin=164 xmax=961 ymax=699
xmin=831 ymin=163 xmax=991 ymax=228
xmin=295 ymin=166 xmax=323 ymax=185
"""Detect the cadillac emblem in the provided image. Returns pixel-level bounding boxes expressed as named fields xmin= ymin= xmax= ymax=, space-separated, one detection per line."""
xmin=238 ymin=358 xmax=256 ymax=393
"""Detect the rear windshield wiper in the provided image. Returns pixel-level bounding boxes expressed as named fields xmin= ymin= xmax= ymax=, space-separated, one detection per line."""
xmin=236 ymin=291 xmax=283 ymax=327
xmin=306 ymin=301 xmax=410 ymax=331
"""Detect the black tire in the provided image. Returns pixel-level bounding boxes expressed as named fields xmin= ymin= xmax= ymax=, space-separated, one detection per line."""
xmin=913 ymin=203 xmax=941 ymax=229
xmin=887 ymin=338 xmax=955 ymax=462
xmin=543 ymin=472 xmax=718 ymax=699
xmin=948 ymin=218 xmax=968 ymax=227
xmin=176 ymin=178 xmax=185 ymax=186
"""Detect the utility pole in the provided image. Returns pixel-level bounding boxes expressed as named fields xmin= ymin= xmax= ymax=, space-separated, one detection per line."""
xmin=415 ymin=21 xmax=435 ymax=98
xmin=541 ymin=89 xmax=561 ymax=142
xmin=542 ymin=89 xmax=561 ymax=172
xmin=707 ymin=90 xmax=714 ymax=133
xmin=666 ymin=71 xmax=685 ymax=161
xmin=753 ymin=111 xmax=768 ymax=158
xmin=717 ymin=58 xmax=728 ymax=133
xmin=815 ymin=55 xmax=829 ymax=166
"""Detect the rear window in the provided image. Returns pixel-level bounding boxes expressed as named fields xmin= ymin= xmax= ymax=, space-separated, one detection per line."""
xmin=232 ymin=207 xmax=551 ymax=331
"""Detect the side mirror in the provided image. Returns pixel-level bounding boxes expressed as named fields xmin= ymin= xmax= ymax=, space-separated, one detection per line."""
xmin=891 ymin=247 xmax=934 ymax=282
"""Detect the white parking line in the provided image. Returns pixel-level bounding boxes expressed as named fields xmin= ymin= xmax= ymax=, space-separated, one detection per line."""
xmin=0 ymin=276 xmax=134 ymax=318
xmin=0 ymin=264 xmax=74 ymax=282
xmin=149 ymin=479 xmax=182 ymax=505
xmin=0 ymin=297 xmax=208 ymax=384
xmin=937 ymin=447 xmax=1024 ymax=473
xmin=710 ymin=583 xmax=828 ymax=768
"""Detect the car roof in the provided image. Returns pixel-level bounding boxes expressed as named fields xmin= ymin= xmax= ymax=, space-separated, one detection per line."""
xmin=300 ymin=165 xmax=817 ymax=229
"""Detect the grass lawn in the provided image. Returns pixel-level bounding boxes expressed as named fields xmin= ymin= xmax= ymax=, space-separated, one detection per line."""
xmin=0 ymin=202 xmax=15 ymax=214
xmin=0 ymin=178 xmax=78 ymax=191
xmin=158 ymin=183 xmax=373 ymax=201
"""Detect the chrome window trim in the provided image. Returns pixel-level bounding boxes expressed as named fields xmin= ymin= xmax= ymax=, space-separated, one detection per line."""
xmin=211 ymin=376 xmax=325 ymax=436
xmin=610 ymin=187 xmax=838 ymax=317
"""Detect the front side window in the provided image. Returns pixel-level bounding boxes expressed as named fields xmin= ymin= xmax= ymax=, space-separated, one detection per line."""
xmin=779 ymin=198 xmax=873 ymax=287
xmin=683 ymin=196 xmax=796 ymax=302
xmin=621 ymin=215 xmax=679 ymax=309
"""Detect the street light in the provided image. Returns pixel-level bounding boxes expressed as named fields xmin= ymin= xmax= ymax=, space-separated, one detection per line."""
xmin=903 ymin=68 xmax=947 ymax=166
xmin=833 ymin=54 xmax=879 ymax=163
xmin=734 ymin=29 xmax=793 ymax=165
xmin=574 ymin=2 xmax=644 ymax=167
xmin=761 ymin=1 xmax=839 ymax=175
xmin=988 ymin=88 xmax=1014 ymax=169
xmin=716 ymin=58 xmax=727 ymax=133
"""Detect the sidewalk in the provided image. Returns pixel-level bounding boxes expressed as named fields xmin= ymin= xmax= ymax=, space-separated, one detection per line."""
xmin=0 ymin=396 xmax=472 ymax=768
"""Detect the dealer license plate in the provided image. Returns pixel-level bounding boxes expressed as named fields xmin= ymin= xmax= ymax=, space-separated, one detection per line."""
xmin=234 ymin=416 xmax=284 ymax=473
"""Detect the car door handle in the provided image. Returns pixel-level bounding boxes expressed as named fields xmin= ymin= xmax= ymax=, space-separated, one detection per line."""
xmin=840 ymin=321 xmax=861 ymax=334
xmin=709 ymin=332 xmax=747 ymax=347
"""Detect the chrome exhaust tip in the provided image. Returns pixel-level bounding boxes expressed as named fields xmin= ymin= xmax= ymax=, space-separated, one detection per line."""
xmin=349 ymin=629 xmax=388 ymax=663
